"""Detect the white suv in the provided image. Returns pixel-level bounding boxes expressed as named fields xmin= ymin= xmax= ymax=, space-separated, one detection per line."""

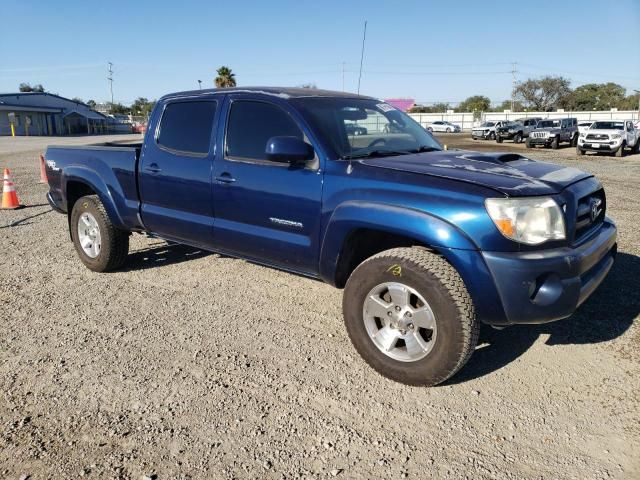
xmin=577 ymin=120 xmax=640 ymax=157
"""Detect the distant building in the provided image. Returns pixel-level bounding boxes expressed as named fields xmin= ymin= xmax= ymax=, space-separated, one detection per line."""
xmin=384 ymin=98 xmax=416 ymax=112
xmin=0 ymin=92 xmax=108 ymax=136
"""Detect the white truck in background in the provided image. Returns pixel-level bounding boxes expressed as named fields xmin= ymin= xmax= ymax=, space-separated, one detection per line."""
xmin=577 ymin=120 xmax=640 ymax=157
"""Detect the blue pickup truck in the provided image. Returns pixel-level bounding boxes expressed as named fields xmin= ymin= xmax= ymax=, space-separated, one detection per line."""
xmin=45 ymin=87 xmax=617 ymax=386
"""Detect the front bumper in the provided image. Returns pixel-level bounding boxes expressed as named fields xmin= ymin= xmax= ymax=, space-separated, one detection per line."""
xmin=472 ymin=131 xmax=490 ymax=139
xmin=480 ymin=219 xmax=617 ymax=324
xmin=578 ymin=141 xmax=622 ymax=153
xmin=497 ymin=131 xmax=518 ymax=139
xmin=528 ymin=136 xmax=554 ymax=146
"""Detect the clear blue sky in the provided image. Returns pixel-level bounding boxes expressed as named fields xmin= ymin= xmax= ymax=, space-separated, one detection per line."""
xmin=1 ymin=0 xmax=639 ymax=106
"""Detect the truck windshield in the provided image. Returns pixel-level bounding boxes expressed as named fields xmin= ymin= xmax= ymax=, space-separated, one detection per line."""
xmin=590 ymin=122 xmax=624 ymax=130
xmin=291 ymin=97 xmax=442 ymax=159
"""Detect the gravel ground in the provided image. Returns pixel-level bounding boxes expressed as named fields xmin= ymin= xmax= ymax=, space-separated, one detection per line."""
xmin=0 ymin=134 xmax=638 ymax=479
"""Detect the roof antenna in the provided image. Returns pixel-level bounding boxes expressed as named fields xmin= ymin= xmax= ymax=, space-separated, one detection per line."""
xmin=357 ymin=20 xmax=367 ymax=95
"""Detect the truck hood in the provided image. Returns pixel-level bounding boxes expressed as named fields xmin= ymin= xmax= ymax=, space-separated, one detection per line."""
xmin=360 ymin=151 xmax=592 ymax=196
xmin=533 ymin=127 xmax=561 ymax=134
xmin=585 ymin=129 xmax=622 ymax=136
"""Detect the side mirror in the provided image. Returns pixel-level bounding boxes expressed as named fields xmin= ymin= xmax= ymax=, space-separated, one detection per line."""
xmin=265 ymin=136 xmax=314 ymax=164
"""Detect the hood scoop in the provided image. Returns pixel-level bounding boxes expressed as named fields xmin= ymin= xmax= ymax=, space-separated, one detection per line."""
xmin=457 ymin=153 xmax=531 ymax=165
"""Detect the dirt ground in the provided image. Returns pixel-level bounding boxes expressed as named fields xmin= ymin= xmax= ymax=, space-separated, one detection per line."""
xmin=0 ymin=134 xmax=638 ymax=479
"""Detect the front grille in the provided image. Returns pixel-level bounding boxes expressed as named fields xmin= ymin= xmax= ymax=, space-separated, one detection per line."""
xmin=575 ymin=188 xmax=606 ymax=241
xmin=586 ymin=133 xmax=609 ymax=141
xmin=532 ymin=132 xmax=548 ymax=138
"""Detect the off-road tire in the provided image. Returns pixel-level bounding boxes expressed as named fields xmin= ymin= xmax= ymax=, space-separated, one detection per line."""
xmin=551 ymin=136 xmax=560 ymax=149
xmin=571 ymin=134 xmax=578 ymax=147
xmin=489 ymin=132 xmax=496 ymax=140
xmin=496 ymin=136 xmax=503 ymax=143
xmin=70 ymin=195 xmax=129 ymax=272
xmin=633 ymin=141 xmax=640 ymax=155
xmin=514 ymin=132 xmax=522 ymax=144
xmin=526 ymin=138 xmax=533 ymax=148
xmin=343 ymin=247 xmax=479 ymax=386
xmin=615 ymin=142 xmax=626 ymax=158
xmin=576 ymin=146 xmax=584 ymax=156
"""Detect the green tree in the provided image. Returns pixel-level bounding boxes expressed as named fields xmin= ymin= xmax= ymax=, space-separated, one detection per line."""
xmin=86 ymin=100 xmax=97 ymax=108
xmin=514 ymin=76 xmax=572 ymax=111
xmin=19 ymin=82 xmax=46 ymax=93
xmin=72 ymin=97 xmax=83 ymax=103
xmin=214 ymin=66 xmax=236 ymax=88
xmin=455 ymin=95 xmax=490 ymax=113
xmin=131 ymin=97 xmax=156 ymax=117
xmin=108 ymin=102 xmax=130 ymax=115
xmin=409 ymin=103 xmax=450 ymax=113
xmin=493 ymin=100 xmax=524 ymax=112
xmin=566 ymin=83 xmax=626 ymax=111
xmin=619 ymin=93 xmax=640 ymax=111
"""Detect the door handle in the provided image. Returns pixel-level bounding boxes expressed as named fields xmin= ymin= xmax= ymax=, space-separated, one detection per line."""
xmin=145 ymin=163 xmax=162 ymax=174
xmin=215 ymin=173 xmax=236 ymax=184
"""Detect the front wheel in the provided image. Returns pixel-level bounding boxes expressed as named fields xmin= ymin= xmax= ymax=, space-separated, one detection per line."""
xmin=343 ymin=247 xmax=479 ymax=386
xmin=576 ymin=146 xmax=584 ymax=156
xmin=615 ymin=142 xmax=626 ymax=158
xmin=496 ymin=136 xmax=503 ymax=143
xmin=70 ymin=195 xmax=129 ymax=272
xmin=427 ymin=127 xmax=433 ymax=132
xmin=526 ymin=138 xmax=533 ymax=148
xmin=551 ymin=136 xmax=560 ymax=149
xmin=571 ymin=134 xmax=578 ymax=147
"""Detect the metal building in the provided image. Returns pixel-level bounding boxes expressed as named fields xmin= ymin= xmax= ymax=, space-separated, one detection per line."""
xmin=0 ymin=92 xmax=108 ymax=136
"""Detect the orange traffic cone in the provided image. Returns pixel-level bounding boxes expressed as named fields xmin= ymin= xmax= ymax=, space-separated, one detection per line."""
xmin=1 ymin=168 xmax=22 ymax=209
xmin=39 ymin=154 xmax=48 ymax=184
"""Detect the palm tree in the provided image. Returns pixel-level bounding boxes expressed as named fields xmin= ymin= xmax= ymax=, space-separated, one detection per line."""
xmin=214 ymin=66 xmax=236 ymax=88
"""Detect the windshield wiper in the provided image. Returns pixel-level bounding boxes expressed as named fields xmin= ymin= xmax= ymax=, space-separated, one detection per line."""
xmin=341 ymin=149 xmax=413 ymax=160
xmin=409 ymin=145 xmax=441 ymax=153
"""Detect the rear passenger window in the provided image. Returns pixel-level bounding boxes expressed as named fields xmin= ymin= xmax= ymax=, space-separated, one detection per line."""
xmin=157 ymin=101 xmax=217 ymax=155
xmin=226 ymin=101 xmax=303 ymax=161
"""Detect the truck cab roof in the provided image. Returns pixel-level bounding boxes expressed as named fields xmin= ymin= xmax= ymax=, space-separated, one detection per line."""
xmin=160 ymin=87 xmax=375 ymax=102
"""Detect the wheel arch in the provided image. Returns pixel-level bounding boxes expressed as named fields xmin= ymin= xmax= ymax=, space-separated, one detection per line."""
xmin=319 ymin=201 xmax=479 ymax=288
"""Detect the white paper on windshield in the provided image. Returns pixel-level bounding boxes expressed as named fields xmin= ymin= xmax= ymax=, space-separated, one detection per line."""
xmin=377 ymin=103 xmax=395 ymax=112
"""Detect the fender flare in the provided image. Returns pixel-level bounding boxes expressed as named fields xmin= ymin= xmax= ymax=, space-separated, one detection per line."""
xmin=63 ymin=166 xmax=126 ymax=229
xmin=318 ymin=201 xmax=479 ymax=284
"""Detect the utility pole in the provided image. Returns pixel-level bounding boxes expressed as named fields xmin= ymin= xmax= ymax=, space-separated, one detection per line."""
xmin=198 ymin=80 xmax=202 ymax=90
xmin=107 ymin=62 xmax=114 ymax=108
xmin=511 ymin=61 xmax=518 ymax=111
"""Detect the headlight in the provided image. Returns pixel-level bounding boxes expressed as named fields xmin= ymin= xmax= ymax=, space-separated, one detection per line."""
xmin=611 ymin=134 xmax=621 ymax=139
xmin=548 ymin=133 xmax=556 ymax=137
xmin=508 ymin=129 xmax=515 ymax=133
xmin=485 ymin=197 xmax=566 ymax=245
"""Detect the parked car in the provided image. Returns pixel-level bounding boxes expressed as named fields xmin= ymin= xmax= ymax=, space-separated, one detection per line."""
xmin=526 ymin=118 xmax=578 ymax=149
xmin=44 ymin=87 xmax=616 ymax=386
xmin=516 ymin=117 xmax=542 ymax=136
xmin=472 ymin=121 xmax=506 ymax=140
xmin=345 ymin=123 xmax=368 ymax=136
xmin=578 ymin=121 xmax=594 ymax=135
xmin=427 ymin=121 xmax=461 ymax=133
xmin=577 ymin=120 xmax=640 ymax=157
xmin=495 ymin=121 xmax=526 ymax=143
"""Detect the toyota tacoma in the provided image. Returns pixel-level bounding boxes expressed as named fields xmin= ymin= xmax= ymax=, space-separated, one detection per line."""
xmin=44 ymin=87 xmax=617 ymax=386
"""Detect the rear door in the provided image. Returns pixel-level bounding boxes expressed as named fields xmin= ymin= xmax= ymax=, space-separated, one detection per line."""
xmin=139 ymin=98 xmax=219 ymax=247
xmin=211 ymin=94 xmax=323 ymax=273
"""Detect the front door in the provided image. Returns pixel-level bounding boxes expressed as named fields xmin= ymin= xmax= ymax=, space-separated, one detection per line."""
xmin=211 ymin=95 xmax=323 ymax=274
xmin=139 ymin=98 xmax=219 ymax=247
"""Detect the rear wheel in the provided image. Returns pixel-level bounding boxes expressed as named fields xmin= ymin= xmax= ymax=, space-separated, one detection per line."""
xmin=571 ymin=134 xmax=578 ymax=147
xmin=446 ymin=127 xmax=452 ymax=133
xmin=633 ymin=141 xmax=640 ymax=155
xmin=343 ymin=247 xmax=479 ymax=386
xmin=489 ymin=131 xmax=496 ymax=140
xmin=70 ymin=195 xmax=129 ymax=272
xmin=514 ymin=132 xmax=523 ymax=144
xmin=427 ymin=127 xmax=433 ymax=132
